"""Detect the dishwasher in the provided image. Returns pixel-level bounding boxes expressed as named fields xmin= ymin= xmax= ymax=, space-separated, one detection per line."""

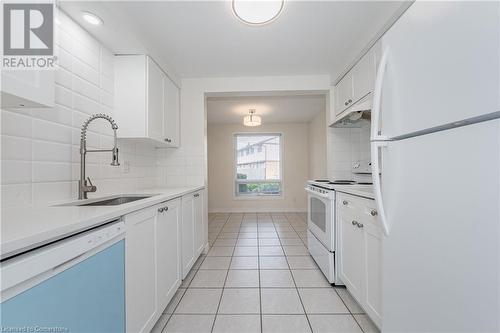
xmin=0 ymin=220 xmax=126 ymax=333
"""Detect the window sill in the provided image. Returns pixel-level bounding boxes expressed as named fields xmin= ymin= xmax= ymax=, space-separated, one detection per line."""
xmin=234 ymin=194 xmax=284 ymax=201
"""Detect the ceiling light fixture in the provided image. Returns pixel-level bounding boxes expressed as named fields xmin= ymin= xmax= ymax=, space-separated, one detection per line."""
xmin=232 ymin=0 xmax=284 ymax=26
xmin=243 ymin=109 xmax=262 ymax=127
xmin=82 ymin=12 xmax=103 ymax=26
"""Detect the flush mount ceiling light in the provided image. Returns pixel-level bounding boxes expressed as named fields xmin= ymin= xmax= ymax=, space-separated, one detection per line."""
xmin=243 ymin=109 xmax=262 ymax=127
xmin=82 ymin=12 xmax=103 ymax=26
xmin=232 ymin=0 xmax=284 ymax=26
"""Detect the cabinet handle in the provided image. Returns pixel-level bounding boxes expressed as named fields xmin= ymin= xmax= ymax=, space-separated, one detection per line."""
xmin=164 ymin=206 xmax=169 ymax=212
xmin=194 ymin=193 xmax=199 ymax=198
xmin=348 ymin=99 xmax=352 ymax=103
xmin=158 ymin=207 xmax=164 ymax=213
xmin=351 ymin=220 xmax=357 ymax=226
xmin=164 ymin=138 xmax=172 ymax=143
xmin=344 ymin=101 xmax=348 ymax=106
xmin=370 ymin=209 xmax=378 ymax=216
xmin=357 ymin=222 xmax=364 ymax=229
xmin=342 ymin=200 xmax=348 ymax=206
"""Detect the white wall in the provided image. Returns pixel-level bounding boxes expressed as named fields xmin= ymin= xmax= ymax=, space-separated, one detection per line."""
xmin=1 ymin=10 xmax=161 ymax=207
xmin=308 ymin=109 xmax=327 ymax=180
xmin=157 ymin=75 xmax=331 ymax=188
xmin=207 ymin=122 xmax=309 ymax=213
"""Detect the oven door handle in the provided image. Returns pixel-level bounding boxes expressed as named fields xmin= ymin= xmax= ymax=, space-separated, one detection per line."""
xmin=304 ymin=187 xmax=331 ymax=199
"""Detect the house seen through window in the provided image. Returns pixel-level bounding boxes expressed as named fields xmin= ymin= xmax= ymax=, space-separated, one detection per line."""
xmin=235 ymin=134 xmax=282 ymax=197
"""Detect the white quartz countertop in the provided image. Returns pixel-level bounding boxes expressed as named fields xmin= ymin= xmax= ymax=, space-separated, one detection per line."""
xmin=1 ymin=186 xmax=205 ymax=260
xmin=331 ymin=184 xmax=375 ymax=199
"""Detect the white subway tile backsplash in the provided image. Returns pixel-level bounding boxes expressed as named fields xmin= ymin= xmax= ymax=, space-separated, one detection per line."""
xmin=1 ymin=161 xmax=32 ymax=184
xmin=1 ymin=9 xmax=165 ymax=207
xmin=55 ymin=84 xmax=73 ymax=108
xmin=1 ymin=111 xmax=32 ymax=138
xmin=1 ymin=136 xmax=32 ymax=161
xmin=33 ymin=162 xmax=73 ymax=182
xmin=73 ymin=91 xmax=100 ymax=115
xmin=72 ymin=57 xmax=99 ymax=86
xmin=33 ymin=181 xmax=74 ymax=205
xmin=73 ymin=40 xmax=100 ymax=70
xmin=73 ymin=75 xmax=100 ymax=102
xmin=56 ymin=47 xmax=73 ymax=72
xmin=55 ymin=67 xmax=72 ymax=89
xmin=1 ymin=184 xmax=32 ymax=207
xmin=32 ymin=119 xmax=72 ymax=144
xmin=33 ymin=141 xmax=72 ymax=162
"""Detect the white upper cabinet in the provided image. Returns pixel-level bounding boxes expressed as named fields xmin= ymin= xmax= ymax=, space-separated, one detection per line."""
xmin=114 ymin=55 xmax=180 ymax=147
xmin=1 ymin=70 xmax=54 ymax=108
xmin=333 ymin=43 xmax=379 ymax=121
xmin=335 ymin=73 xmax=354 ymax=117
xmin=163 ymin=76 xmax=180 ymax=147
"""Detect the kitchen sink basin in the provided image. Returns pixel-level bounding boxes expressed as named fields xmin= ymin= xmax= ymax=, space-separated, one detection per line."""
xmin=57 ymin=194 xmax=158 ymax=207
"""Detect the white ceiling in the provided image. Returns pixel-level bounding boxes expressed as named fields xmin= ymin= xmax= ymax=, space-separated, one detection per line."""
xmin=207 ymin=94 xmax=326 ymax=124
xmin=59 ymin=1 xmax=406 ymax=81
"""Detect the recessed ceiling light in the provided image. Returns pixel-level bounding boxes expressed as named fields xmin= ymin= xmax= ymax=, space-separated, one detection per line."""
xmin=232 ymin=0 xmax=284 ymax=26
xmin=82 ymin=12 xmax=103 ymax=26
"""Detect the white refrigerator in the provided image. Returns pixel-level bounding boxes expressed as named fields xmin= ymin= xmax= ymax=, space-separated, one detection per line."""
xmin=370 ymin=2 xmax=499 ymax=332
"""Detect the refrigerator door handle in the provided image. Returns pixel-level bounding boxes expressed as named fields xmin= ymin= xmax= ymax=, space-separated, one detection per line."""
xmin=371 ymin=46 xmax=390 ymax=236
xmin=371 ymin=140 xmax=390 ymax=236
xmin=371 ymin=47 xmax=390 ymax=142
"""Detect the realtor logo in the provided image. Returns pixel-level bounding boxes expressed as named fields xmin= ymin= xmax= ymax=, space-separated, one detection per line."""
xmin=3 ymin=3 xmax=53 ymax=55
xmin=2 ymin=2 xmax=56 ymax=69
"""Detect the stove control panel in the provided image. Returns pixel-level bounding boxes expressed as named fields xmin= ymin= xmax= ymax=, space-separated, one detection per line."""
xmin=307 ymin=185 xmax=330 ymax=195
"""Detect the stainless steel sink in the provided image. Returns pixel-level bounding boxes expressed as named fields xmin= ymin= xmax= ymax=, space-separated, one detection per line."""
xmin=57 ymin=194 xmax=158 ymax=207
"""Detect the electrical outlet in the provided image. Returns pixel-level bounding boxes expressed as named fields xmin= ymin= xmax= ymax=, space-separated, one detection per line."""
xmin=123 ymin=161 xmax=130 ymax=174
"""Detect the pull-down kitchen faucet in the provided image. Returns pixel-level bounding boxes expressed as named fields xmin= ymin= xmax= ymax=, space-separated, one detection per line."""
xmin=79 ymin=114 xmax=120 ymax=199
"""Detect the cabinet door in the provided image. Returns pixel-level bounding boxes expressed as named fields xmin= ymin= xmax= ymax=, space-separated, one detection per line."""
xmin=1 ymin=69 xmax=54 ymax=108
xmin=351 ymin=51 xmax=373 ymax=103
xmin=363 ymin=220 xmax=382 ymax=327
xmin=125 ymin=207 xmax=157 ymax=333
xmin=146 ymin=57 xmax=165 ymax=143
xmin=193 ymin=191 xmax=205 ymax=254
xmin=181 ymin=194 xmax=195 ymax=278
xmin=163 ymin=77 xmax=180 ymax=147
xmin=335 ymin=74 xmax=353 ymax=116
xmin=156 ymin=199 xmax=182 ymax=311
xmin=339 ymin=210 xmax=364 ymax=302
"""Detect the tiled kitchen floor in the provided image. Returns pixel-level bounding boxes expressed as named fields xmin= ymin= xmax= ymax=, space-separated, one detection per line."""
xmin=151 ymin=212 xmax=379 ymax=333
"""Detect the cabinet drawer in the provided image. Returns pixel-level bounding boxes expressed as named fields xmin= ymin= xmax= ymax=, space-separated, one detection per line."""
xmin=337 ymin=193 xmax=379 ymax=226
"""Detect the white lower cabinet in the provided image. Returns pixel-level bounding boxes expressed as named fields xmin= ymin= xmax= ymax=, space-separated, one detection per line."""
xmin=124 ymin=207 xmax=157 ymax=333
xmin=156 ymin=198 xmax=182 ymax=312
xmin=124 ymin=198 xmax=182 ymax=333
xmin=181 ymin=189 xmax=206 ymax=278
xmin=338 ymin=193 xmax=382 ymax=328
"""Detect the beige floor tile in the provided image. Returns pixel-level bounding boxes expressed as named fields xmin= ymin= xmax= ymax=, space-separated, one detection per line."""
xmin=262 ymin=315 xmax=311 ymax=333
xmin=261 ymin=288 xmax=304 ymax=314
xmin=298 ymin=288 xmax=349 ymax=314
xmin=164 ymin=314 xmax=215 ymax=333
xmin=175 ymin=289 xmax=222 ymax=314
xmin=225 ymin=269 xmax=259 ymax=287
xmin=190 ymin=270 xmax=227 ymax=288
xmin=218 ymin=289 xmax=260 ymax=314
xmin=212 ymin=315 xmax=261 ymax=333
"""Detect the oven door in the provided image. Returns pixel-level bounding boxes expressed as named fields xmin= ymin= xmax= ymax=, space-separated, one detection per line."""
xmin=305 ymin=188 xmax=334 ymax=251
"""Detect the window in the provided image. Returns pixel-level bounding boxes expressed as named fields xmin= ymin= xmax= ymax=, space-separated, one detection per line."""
xmin=235 ymin=133 xmax=282 ymax=197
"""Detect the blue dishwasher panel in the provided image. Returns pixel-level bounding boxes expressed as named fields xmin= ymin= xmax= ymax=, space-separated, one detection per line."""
xmin=1 ymin=240 xmax=125 ymax=333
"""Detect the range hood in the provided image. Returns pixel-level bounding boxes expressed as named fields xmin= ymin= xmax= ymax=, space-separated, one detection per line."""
xmin=331 ymin=93 xmax=372 ymax=128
